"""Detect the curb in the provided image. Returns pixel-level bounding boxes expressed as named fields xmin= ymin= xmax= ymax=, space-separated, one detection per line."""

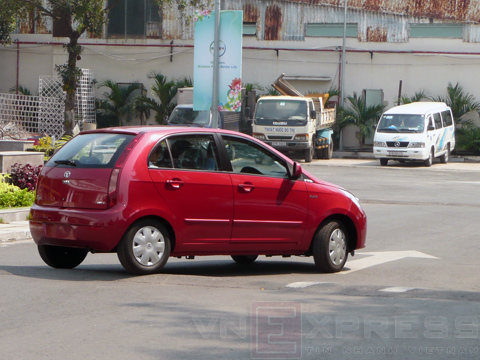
xmin=0 ymin=207 xmax=30 ymax=223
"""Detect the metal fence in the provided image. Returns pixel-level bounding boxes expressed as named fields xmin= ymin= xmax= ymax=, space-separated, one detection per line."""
xmin=0 ymin=70 xmax=96 ymax=140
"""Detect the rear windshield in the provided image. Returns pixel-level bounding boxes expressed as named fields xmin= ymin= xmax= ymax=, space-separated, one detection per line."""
xmin=46 ymin=133 xmax=135 ymax=168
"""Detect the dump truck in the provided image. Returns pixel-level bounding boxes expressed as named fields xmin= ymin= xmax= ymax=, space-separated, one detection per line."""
xmin=251 ymin=74 xmax=336 ymax=162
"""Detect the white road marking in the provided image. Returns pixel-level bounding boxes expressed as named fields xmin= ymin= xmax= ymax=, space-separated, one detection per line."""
xmin=341 ymin=251 xmax=439 ymax=275
xmin=285 ymin=282 xmax=328 ymax=288
xmin=379 ymin=287 xmax=416 ymax=293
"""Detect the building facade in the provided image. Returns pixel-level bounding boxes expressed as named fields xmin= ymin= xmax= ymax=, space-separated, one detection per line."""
xmin=1 ymin=0 xmax=480 ymax=145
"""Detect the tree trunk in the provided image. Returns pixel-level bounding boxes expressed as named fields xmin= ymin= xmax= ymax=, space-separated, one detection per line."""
xmin=63 ymin=31 xmax=81 ymax=136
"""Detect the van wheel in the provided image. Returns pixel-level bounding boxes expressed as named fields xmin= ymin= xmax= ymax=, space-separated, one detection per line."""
xmin=440 ymin=145 xmax=450 ymax=164
xmin=313 ymin=220 xmax=348 ymax=273
xmin=117 ymin=219 xmax=171 ymax=275
xmin=380 ymin=158 xmax=388 ymax=166
xmin=231 ymin=255 xmax=258 ymax=264
xmin=425 ymin=148 xmax=434 ymax=167
xmin=38 ymin=245 xmax=88 ymax=269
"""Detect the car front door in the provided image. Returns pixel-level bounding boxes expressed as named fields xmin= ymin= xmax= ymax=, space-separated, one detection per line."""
xmin=220 ymin=135 xmax=309 ymax=249
xmin=148 ymin=134 xmax=233 ymax=250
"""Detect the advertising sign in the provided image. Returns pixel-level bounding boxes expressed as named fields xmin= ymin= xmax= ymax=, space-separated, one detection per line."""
xmin=193 ymin=10 xmax=243 ymax=112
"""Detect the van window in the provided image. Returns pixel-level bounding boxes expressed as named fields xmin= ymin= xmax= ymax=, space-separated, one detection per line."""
xmin=433 ymin=113 xmax=443 ymax=129
xmin=442 ymin=110 xmax=453 ymax=126
xmin=376 ymin=114 xmax=424 ymax=133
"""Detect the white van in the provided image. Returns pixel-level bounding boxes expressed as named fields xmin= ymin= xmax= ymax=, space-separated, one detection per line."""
xmin=373 ymin=102 xmax=455 ymax=167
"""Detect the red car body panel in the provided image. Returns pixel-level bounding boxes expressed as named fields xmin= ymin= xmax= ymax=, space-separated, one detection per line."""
xmin=30 ymin=126 xmax=367 ymax=258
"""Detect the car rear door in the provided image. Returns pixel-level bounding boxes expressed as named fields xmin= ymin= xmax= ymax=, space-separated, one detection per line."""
xmin=148 ymin=134 xmax=233 ymax=248
xmin=220 ymin=135 xmax=308 ymax=246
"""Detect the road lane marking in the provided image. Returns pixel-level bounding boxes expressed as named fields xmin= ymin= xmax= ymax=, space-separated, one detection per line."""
xmin=341 ymin=251 xmax=439 ymax=275
xmin=379 ymin=287 xmax=416 ymax=293
xmin=285 ymin=282 xmax=329 ymax=288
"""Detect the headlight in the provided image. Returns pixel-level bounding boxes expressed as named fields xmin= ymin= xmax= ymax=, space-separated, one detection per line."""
xmin=253 ymin=133 xmax=265 ymax=140
xmin=295 ymin=134 xmax=309 ymax=141
xmin=374 ymin=141 xmax=387 ymax=147
xmin=341 ymin=189 xmax=362 ymax=210
xmin=408 ymin=142 xmax=425 ymax=148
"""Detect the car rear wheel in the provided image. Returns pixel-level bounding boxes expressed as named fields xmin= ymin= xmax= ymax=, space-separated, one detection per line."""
xmin=425 ymin=148 xmax=434 ymax=167
xmin=440 ymin=145 xmax=450 ymax=164
xmin=231 ymin=255 xmax=258 ymax=264
xmin=38 ymin=245 xmax=88 ymax=269
xmin=313 ymin=220 xmax=348 ymax=273
xmin=117 ymin=219 xmax=171 ymax=275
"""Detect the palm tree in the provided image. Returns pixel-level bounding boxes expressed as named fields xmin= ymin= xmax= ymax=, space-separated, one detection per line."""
xmin=432 ymin=82 xmax=480 ymax=124
xmin=143 ymin=71 xmax=179 ymax=124
xmin=338 ymin=93 xmax=385 ymax=147
xmin=97 ymin=80 xmax=142 ymax=126
xmin=397 ymin=89 xmax=431 ymax=105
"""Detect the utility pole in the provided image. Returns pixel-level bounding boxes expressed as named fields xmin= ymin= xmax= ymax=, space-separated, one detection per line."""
xmin=339 ymin=0 xmax=347 ymax=150
xmin=210 ymin=0 xmax=221 ymax=128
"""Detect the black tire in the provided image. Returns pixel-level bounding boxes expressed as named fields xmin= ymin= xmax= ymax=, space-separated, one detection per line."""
xmin=425 ymin=148 xmax=434 ymax=167
xmin=117 ymin=219 xmax=171 ymax=275
xmin=326 ymin=137 xmax=333 ymax=159
xmin=440 ymin=145 xmax=450 ymax=164
xmin=380 ymin=158 xmax=388 ymax=166
xmin=304 ymin=147 xmax=313 ymax=163
xmin=313 ymin=220 xmax=348 ymax=273
xmin=38 ymin=245 xmax=88 ymax=269
xmin=231 ymin=255 xmax=258 ymax=264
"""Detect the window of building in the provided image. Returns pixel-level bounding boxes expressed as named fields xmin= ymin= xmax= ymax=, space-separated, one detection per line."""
xmin=107 ymin=0 xmax=161 ymax=39
xmin=306 ymin=23 xmax=358 ymax=38
xmin=410 ymin=23 xmax=463 ymax=38
xmin=243 ymin=22 xmax=256 ymax=36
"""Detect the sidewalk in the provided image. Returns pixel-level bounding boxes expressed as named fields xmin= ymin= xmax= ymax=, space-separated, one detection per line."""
xmin=0 ymin=207 xmax=31 ymax=243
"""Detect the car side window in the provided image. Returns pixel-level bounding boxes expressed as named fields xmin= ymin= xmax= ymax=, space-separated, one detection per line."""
xmin=433 ymin=113 xmax=443 ymax=129
xmin=222 ymin=136 xmax=288 ymax=178
xmin=442 ymin=110 xmax=453 ymax=127
xmin=149 ymin=134 xmax=220 ymax=171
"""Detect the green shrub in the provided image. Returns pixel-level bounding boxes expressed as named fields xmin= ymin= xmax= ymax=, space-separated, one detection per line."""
xmin=0 ymin=174 xmax=35 ymax=208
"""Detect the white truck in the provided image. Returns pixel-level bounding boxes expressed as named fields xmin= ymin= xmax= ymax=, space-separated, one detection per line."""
xmin=251 ymin=74 xmax=336 ymax=162
xmin=168 ymin=87 xmax=254 ymax=132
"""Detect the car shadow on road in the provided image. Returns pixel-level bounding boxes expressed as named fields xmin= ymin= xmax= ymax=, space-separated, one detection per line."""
xmin=0 ymin=256 xmax=348 ymax=281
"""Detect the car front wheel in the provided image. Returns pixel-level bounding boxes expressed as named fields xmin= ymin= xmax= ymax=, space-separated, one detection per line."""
xmin=38 ymin=245 xmax=88 ymax=269
xmin=117 ymin=219 xmax=171 ymax=275
xmin=313 ymin=220 xmax=348 ymax=273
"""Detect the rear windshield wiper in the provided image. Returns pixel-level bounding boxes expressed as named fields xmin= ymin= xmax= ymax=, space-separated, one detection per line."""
xmin=54 ymin=159 xmax=77 ymax=166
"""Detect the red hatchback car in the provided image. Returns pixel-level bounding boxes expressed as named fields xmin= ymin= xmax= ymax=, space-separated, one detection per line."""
xmin=30 ymin=127 xmax=366 ymax=275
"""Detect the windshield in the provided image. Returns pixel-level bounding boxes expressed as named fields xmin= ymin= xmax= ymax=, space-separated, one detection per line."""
xmin=377 ymin=114 xmax=425 ymax=133
xmin=255 ymin=99 xmax=307 ymax=126
xmin=169 ymin=108 xmax=210 ymax=126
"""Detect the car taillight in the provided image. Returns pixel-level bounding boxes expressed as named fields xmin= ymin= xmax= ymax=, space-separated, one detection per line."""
xmin=107 ymin=169 xmax=120 ymax=208
xmin=107 ymin=134 xmax=143 ymax=208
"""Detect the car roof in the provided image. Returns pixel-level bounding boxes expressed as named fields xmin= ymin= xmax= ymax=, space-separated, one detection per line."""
xmin=383 ymin=102 xmax=449 ymax=115
xmin=80 ymin=126 xmax=243 ymax=137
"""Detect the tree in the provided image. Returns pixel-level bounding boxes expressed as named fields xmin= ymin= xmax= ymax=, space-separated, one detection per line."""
xmin=142 ymin=71 xmax=192 ymax=124
xmin=432 ymin=82 xmax=480 ymax=124
xmin=0 ymin=0 xmax=207 ymax=134
xmin=338 ymin=93 xmax=385 ymax=148
xmin=97 ymin=80 xmax=142 ymax=126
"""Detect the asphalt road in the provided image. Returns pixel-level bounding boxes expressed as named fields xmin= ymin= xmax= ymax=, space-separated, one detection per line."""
xmin=1 ymin=158 xmax=479 ymax=360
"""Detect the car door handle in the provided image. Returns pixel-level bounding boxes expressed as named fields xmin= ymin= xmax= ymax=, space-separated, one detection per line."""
xmin=239 ymin=183 xmax=255 ymax=192
xmin=166 ymin=179 xmax=184 ymax=189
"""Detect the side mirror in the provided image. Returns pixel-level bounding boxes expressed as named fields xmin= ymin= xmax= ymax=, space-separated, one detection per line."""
xmin=427 ymin=125 xmax=435 ymax=131
xmin=288 ymin=161 xmax=302 ymax=179
xmin=311 ymin=110 xmax=317 ymax=119
xmin=372 ymin=124 xmax=377 ymax=130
